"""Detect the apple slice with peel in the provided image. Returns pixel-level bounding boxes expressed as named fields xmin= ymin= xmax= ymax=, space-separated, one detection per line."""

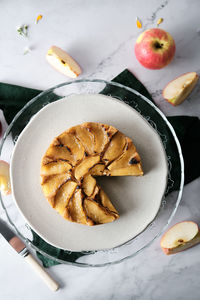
xmin=163 ymin=72 xmax=199 ymax=106
xmin=0 ymin=160 xmax=11 ymax=195
xmin=46 ymin=46 xmax=82 ymax=78
xmin=161 ymin=221 xmax=200 ymax=255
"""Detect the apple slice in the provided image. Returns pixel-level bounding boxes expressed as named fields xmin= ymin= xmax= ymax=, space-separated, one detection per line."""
xmin=69 ymin=125 xmax=95 ymax=155
xmin=45 ymin=144 xmax=77 ymax=166
xmin=82 ymin=174 xmax=96 ymax=196
xmin=41 ymin=160 xmax=72 ymax=176
xmin=0 ymin=160 xmax=11 ymax=195
xmin=67 ymin=189 xmax=93 ymax=225
xmin=99 ymin=189 xmax=119 ymax=217
xmin=161 ymin=221 xmax=200 ymax=255
xmin=46 ymin=46 xmax=82 ymax=78
xmin=105 ymin=165 xmax=143 ymax=176
xmin=102 ymin=132 xmax=127 ymax=164
xmin=89 ymin=163 xmax=105 ymax=176
xmin=163 ymin=72 xmax=199 ymax=106
xmin=73 ymin=155 xmax=100 ymax=180
xmin=106 ymin=141 xmax=143 ymax=176
xmin=57 ymin=133 xmax=85 ymax=162
xmin=84 ymin=198 xmax=116 ymax=224
xmin=82 ymin=122 xmax=111 ymax=154
xmin=41 ymin=173 xmax=70 ymax=205
xmin=54 ymin=180 xmax=77 ymax=213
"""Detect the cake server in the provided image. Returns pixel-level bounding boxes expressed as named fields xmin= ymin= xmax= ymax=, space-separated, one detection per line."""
xmin=0 ymin=218 xmax=59 ymax=291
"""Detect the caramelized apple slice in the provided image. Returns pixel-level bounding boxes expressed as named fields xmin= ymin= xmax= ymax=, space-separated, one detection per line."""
xmin=101 ymin=123 xmax=118 ymax=141
xmin=69 ymin=125 xmax=94 ymax=155
xmin=105 ymin=124 xmax=118 ymax=138
xmin=45 ymin=145 xmax=77 ymax=166
xmin=107 ymin=140 xmax=143 ymax=175
xmin=41 ymin=160 xmax=72 ymax=176
xmin=83 ymin=122 xmax=114 ymax=154
xmin=91 ymin=185 xmax=100 ymax=199
xmin=41 ymin=173 xmax=70 ymax=205
xmin=82 ymin=175 xmax=96 ymax=196
xmin=103 ymin=132 xmax=127 ymax=164
xmin=68 ymin=189 xmax=93 ymax=225
xmin=99 ymin=189 xmax=119 ymax=216
xmin=84 ymin=198 xmax=116 ymax=224
xmin=106 ymin=165 xmax=143 ymax=176
xmin=74 ymin=155 xmax=100 ymax=180
xmin=57 ymin=133 xmax=84 ymax=162
xmin=0 ymin=160 xmax=11 ymax=195
xmin=54 ymin=180 xmax=77 ymax=213
xmin=89 ymin=163 xmax=105 ymax=176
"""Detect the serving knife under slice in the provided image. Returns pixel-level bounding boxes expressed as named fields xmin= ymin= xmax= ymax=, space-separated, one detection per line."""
xmin=0 ymin=218 xmax=59 ymax=291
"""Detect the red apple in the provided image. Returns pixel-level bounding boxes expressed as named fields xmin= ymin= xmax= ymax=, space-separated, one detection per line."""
xmin=135 ymin=28 xmax=176 ymax=69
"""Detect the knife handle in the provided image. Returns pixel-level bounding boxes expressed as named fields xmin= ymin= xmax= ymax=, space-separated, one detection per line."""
xmin=24 ymin=253 xmax=59 ymax=291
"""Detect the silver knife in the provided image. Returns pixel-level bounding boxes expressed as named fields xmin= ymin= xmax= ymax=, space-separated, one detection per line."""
xmin=0 ymin=218 xmax=59 ymax=291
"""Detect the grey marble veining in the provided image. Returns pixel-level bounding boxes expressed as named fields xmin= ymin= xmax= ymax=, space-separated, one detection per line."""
xmin=0 ymin=0 xmax=200 ymax=299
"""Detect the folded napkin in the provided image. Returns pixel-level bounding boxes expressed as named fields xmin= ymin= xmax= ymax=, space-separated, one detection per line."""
xmin=1 ymin=69 xmax=200 ymax=267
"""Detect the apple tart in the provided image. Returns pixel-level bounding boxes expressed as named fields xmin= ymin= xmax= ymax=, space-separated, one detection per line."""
xmin=40 ymin=122 xmax=143 ymax=225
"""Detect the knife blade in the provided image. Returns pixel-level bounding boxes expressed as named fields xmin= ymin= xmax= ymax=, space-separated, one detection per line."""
xmin=0 ymin=218 xmax=27 ymax=255
xmin=0 ymin=218 xmax=59 ymax=291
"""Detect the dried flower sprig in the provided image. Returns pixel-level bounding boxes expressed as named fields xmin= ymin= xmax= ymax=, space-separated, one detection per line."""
xmin=17 ymin=24 xmax=29 ymax=37
xmin=35 ymin=14 xmax=43 ymax=24
xmin=157 ymin=18 xmax=164 ymax=27
xmin=23 ymin=46 xmax=31 ymax=55
xmin=136 ymin=17 xmax=142 ymax=29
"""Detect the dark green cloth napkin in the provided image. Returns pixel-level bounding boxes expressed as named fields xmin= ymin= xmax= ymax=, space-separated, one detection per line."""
xmin=1 ymin=69 xmax=200 ymax=267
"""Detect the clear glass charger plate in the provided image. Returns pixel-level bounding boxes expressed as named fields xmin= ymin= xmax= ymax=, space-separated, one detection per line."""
xmin=0 ymin=79 xmax=184 ymax=267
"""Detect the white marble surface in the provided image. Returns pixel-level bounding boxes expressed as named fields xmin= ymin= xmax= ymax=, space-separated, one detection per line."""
xmin=0 ymin=0 xmax=200 ymax=299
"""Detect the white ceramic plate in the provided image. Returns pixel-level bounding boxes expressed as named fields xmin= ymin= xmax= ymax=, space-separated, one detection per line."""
xmin=10 ymin=94 xmax=168 ymax=252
